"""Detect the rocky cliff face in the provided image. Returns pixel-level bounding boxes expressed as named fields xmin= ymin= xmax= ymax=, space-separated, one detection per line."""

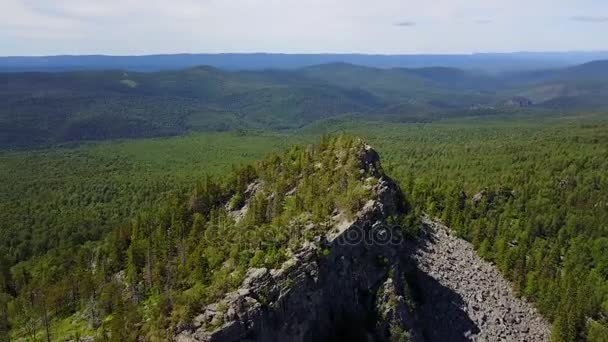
xmin=175 ymin=145 xmax=551 ymax=342
xmin=176 ymin=146 xmax=421 ymax=342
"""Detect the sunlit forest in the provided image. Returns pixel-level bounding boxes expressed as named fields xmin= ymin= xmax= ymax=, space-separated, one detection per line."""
xmin=1 ymin=118 xmax=607 ymax=341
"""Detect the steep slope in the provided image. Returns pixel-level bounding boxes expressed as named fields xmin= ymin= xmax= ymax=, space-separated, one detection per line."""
xmin=176 ymin=145 xmax=418 ymax=341
xmin=174 ymin=141 xmax=552 ymax=342
xmin=412 ymin=218 xmax=550 ymax=341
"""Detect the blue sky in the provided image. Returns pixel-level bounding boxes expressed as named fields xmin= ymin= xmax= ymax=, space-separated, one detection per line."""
xmin=1 ymin=0 xmax=607 ymax=56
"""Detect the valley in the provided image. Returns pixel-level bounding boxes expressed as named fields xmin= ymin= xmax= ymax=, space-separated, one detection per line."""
xmin=3 ymin=61 xmax=608 ymax=148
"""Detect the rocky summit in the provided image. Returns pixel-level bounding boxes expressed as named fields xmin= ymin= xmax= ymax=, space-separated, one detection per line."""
xmin=175 ymin=144 xmax=551 ymax=342
xmin=176 ymin=146 xmax=419 ymax=341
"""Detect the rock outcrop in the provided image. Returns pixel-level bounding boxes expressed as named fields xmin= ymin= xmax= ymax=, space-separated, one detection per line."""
xmin=176 ymin=146 xmax=420 ymax=342
xmin=502 ymin=96 xmax=534 ymax=108
xmin=471 ymin=190 xmax=487 ymax=206
xmin=471 ymin=188 xmax=515 ymax=207
xmin=176 ymin=145 xmax=551 ymax=342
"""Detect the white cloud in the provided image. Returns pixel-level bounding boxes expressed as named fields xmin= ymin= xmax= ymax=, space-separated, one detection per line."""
xmin=1 ymin=0 xmax=607 ymax=55
xmin=571 ymin=16 xmax=608 ymax=23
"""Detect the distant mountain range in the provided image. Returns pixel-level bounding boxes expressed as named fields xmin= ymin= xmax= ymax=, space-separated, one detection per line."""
xmin=2 ymin=59 xmax=608 ymax=148
xmin=2 ymin=51 xmax=608 ymax=73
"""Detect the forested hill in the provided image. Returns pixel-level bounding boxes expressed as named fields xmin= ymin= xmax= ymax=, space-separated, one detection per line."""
xmin=3 ymin=51 xmax=608 ymax=72
xmin=3 ymin=60 xmax=608 ymax=148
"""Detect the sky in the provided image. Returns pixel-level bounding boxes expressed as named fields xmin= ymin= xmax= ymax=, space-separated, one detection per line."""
xmin=1 ymin=0 xmax=607 ymax=56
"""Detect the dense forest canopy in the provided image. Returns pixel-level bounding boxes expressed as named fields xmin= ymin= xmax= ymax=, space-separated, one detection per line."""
xmin=3 ymin=60 xmax=608 ymax=148
xmin=1 ymin=118 xmax=607 ymax=340
xmin=1 ymin=135 xmax=405 ymax=340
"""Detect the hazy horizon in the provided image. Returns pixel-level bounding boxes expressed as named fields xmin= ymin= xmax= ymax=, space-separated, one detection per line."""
xmin=2 ymin=50 xmax=608 ymax=58
xmin=3 ymin=0 xmax=607 ymax=56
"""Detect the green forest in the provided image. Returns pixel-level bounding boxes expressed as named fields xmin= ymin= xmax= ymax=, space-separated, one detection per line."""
xmin=4 ymin=60 xmax=608 ymax=148
xmin=1 ymin=118 xmax=608 ymax=341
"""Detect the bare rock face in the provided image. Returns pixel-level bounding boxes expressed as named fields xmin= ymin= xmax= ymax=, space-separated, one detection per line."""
xmin=359 ymin=144 xmax=382 ymax=176
xmin=175 ymin=145 xmax=552 ymax=342
xmin=471 ymin=190 xmax=487 ymax=206
xmin=503 ymin=96 xmax=534 ymax=108
xmin=175 ymin=147 xmax=419 ymax=342
xmin=471 ymin=188 xmax=515 ymax=207
xmin=375 ymin=278 xmax=423 ymax=342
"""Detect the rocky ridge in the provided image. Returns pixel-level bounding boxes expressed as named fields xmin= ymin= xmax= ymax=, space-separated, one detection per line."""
xmin=175 ymin=145 xmax=552 ymax=342
xmin=176 ymin=145 xmax=420 ymax=342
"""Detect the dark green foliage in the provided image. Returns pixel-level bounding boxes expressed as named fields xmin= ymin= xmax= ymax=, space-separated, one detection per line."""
xmin=2 ymin=117 xmax=608 ymax=340
xmin=0 ymin=132 xmax=296 ymax=266
xmin=0 ymin=291 xmax=9 ymax=342
xmin=0 ymin=68 xmax=378 ymax=147
xmin=5 ymin=61 xmax=608 ymax=148
xmin=2 ymin=135 xmax=389 ymax=339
